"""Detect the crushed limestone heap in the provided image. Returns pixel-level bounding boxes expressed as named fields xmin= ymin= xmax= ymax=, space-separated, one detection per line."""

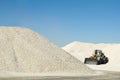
xmin=63 ymin=41 xmax=120 ymax=72
xmin=0 ymin=27 xmax=93 ymax=74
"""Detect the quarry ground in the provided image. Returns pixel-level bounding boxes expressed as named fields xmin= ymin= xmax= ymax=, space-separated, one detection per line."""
xmin=0 ymin=71 xmax=120 ymax=80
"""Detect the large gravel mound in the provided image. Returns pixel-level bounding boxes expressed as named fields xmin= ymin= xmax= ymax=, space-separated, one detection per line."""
xmin=0 ymin=27 xmax=93 ymax=74
xmin=63 ymin=41 xmax=120 ymax=71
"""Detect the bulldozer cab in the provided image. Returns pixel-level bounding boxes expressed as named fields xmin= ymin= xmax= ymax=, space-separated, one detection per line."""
xmin=95 ymin=50 xmax=102 ymax=55
xmin=94 ymin=50 xmax=104 ymax=57
xmin=91 ymin=50 xmax=101 ymax=59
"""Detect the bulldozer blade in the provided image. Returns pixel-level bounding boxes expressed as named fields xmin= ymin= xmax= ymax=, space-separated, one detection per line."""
xmin=84 ymin=58 xmax=98 ymax=65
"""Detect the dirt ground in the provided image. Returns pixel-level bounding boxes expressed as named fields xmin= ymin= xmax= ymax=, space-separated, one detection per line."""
xmin=0 ymin=71 xmax=120 ymax=80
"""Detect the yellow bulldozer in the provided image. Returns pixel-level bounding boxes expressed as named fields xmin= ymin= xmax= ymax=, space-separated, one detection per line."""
xmin=84 ymin=50 xmax=109 ymax=65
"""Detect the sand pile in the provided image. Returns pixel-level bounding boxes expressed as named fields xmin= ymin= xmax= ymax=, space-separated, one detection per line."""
xmin=0 ymin=27 xmax=93 ymax=74
xmin=63 ymin=41 xmax=120 ymax=71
